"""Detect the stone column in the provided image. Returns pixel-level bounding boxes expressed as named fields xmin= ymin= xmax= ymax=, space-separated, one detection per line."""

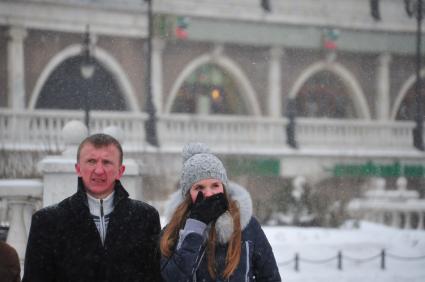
xmin=39 ymin=121 xmax=88 ymax=207
xmin=268 ymin=46 xmax=283 ymax=117
xmin=391 ymin=211 xmax=400 ymax=228
xmin=418 ymin=212 xmax=424 ymax=230
xmin=376 ymin=211 xmax=385 ymax=225
xmin=7 ymin=26 xmax=27 ymax=110
xmin=7 ymin=200 xmax=30 ymax=261
xmin=376 ymin=53 xmax=391 ymax=120
xmin=404 ymin=212 xmax=412 ymax=229
xmin=152 ymin=38 xmax=165 ymax=114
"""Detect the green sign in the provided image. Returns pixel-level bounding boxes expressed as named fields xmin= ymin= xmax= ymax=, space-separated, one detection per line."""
xmin=328 ymin=161 xmax=425 ymax=178
xmin=226 ymin=158 xmax=280 ymax=177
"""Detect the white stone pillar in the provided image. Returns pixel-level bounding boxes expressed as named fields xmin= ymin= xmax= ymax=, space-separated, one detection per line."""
xmin=376 ymin=53 xmax=391 ymax=120
xmin=0 ymin=198 xmax=7 ymax=223
xmin=6 ymin=200 xmax=30 ymax=261
xmin=391 ymin=211 xmax=400 ymax=228
xmin=39 ymin=121 xmax=87 ymax=207
xmin=404 ymin=212 xmax=412 ymax=229
xmin=418 ymin=212 xmax=424 ymax=230
xmin=152 ymin=38 xmax=165 ymax=114
xmin=268 ymin=46 xmax=283 ymax=117
xmin=377 ymin=211 xmax=385 ymax=225
xmin=7 ymin=26 xmax=27 ymax=110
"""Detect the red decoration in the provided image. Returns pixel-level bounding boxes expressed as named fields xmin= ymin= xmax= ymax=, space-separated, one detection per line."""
xmin=175 ymin=27 xmax=188 ymax=39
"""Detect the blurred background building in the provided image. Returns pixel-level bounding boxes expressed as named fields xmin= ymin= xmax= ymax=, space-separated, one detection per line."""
xmin=0 ymin=0 xmax=425 ymax=251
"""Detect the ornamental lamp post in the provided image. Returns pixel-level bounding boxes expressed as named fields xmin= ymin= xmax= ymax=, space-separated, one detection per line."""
xmin=286 ymin=98 xmax=298 ymax=148
xmin=80 ymin=26 xmax=95 ymax=131
xmin=144 ymin=0 xmax=159 ymax=147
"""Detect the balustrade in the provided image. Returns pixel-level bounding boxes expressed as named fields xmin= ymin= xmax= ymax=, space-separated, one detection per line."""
xmin=0 ymin=108 xmax=419 ymax=154
xmin=348 ymin=177 xmax=425 ymax=230
xmin=296 ymin=118 xmax=415 ymax=149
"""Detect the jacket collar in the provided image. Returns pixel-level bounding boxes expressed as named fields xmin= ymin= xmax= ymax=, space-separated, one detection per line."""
xmin=73 ymin=177 xmax=129 ymax=210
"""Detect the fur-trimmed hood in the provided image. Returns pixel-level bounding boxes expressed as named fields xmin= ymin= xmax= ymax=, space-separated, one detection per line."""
xmin=164 ymin=181 xmax=253 ymax=244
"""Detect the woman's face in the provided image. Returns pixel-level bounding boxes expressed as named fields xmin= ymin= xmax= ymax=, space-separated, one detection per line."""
xmin=189 ymin=178 xmax=224 ymax=203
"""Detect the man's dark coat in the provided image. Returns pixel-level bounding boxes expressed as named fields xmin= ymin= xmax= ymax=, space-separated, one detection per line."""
xmin=23 ymin=178 xmax=161 ymax=282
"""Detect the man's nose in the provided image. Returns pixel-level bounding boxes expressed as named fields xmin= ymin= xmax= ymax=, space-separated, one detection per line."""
xmin=94 ymin=163 xmax=105 ymax=174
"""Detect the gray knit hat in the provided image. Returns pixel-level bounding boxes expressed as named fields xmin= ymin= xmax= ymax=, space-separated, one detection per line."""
xmin=180 ymin=142 xmax=228 ymax=196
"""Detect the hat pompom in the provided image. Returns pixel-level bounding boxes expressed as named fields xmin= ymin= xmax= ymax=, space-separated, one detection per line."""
xmin=182 ymin=142 xmax=211 ymax=163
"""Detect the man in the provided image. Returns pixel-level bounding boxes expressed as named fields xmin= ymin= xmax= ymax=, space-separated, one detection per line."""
xmin=23 ymin=133 xmax=161 ymax=282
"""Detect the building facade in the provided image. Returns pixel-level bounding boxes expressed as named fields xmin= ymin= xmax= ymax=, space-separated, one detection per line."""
xmin=0 ymin=0 xmax=424 ymax=212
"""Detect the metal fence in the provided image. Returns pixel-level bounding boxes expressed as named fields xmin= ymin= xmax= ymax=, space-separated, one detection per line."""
xmin=278 ymin=250 xmax=425 ymax=271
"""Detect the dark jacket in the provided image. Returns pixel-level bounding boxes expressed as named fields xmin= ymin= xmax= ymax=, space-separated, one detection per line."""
xmin=0 ymin=241 xmax=21 ymax=282
xmin=23 ymin=178 xmax=161 ymax=282
xmin=161 ymin=182 xmax=281 ymax=282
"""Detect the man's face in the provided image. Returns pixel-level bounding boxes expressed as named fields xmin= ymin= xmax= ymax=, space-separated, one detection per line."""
xmin=75 ymin=143 xmax=125 ymax=199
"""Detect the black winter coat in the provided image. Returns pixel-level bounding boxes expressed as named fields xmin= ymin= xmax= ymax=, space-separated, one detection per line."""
xmin=23 ymin=178 xmax=161 ymax=282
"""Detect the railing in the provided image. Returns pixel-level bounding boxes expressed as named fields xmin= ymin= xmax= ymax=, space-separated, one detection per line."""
xmin=0 ymin=109 xmax=83 ymax=152
xmin=159 ymin=114 xmax=287 ymax=151
xmin=0 ymin=108 xmax=420 ymax=154
xmin=0 ymin=109 xmax=148 ymax=153
xmin=296 ymin=118 xmax=415 ymax=149
xmin=348 ymin=199 xmax=425 ymax=230
xmin=279 ymin=250 xmax=425 ymax=272
xmin=347 ymin=177 xmax=425 ymax=230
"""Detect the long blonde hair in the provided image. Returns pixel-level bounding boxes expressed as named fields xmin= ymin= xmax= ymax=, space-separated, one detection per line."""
xmin=160 ymin=189 xmax=242 ymax=279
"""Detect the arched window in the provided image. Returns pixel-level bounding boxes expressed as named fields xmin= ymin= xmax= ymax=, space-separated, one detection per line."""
xmin=171 ymin=64 xmax=248 ymax=115
xmin=295 ymin=71 xmax=355 ymax=118
xmin=396 ymin=81 xmax=425 ymax=120
xmin=36 ymin=56 xmax=127 ymax=111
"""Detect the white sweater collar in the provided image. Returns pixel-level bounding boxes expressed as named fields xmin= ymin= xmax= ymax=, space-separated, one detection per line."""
xmin=86 ymin=191 xmax=115 ymax=217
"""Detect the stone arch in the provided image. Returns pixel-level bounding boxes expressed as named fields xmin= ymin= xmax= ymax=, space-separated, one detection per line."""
xmin=288 ymin=61 xmax=371 ymax=119
xmin=391 ymin=69 xmax=425 ymax=120
xmin=29 ymin=44 xmax=139 ymax=111
xmin=164 ymin=53 xmax=261 ymax=116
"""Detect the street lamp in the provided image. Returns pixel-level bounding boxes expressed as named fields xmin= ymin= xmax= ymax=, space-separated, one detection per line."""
xmin=80 ymin=26 xmax=95 ymax=131
xmin=286 ymin=98 xmax=298 ymax=148
xmin=144 ymin=0 xmax=159 ymax=147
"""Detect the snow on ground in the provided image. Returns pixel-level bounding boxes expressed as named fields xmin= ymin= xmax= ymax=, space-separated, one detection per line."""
xmin=264 ymin=221 xmax=425 ymax=282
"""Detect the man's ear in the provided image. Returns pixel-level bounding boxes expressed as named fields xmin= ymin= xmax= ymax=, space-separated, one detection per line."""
xmin=75 ymin=163 xmax=81 ymax=176
xmin=117 ymin=165 xmax=125 ymax=179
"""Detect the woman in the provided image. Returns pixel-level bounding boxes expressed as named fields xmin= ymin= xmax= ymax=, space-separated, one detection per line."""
xmin=160 ymin=143 xmax=281 ymax=282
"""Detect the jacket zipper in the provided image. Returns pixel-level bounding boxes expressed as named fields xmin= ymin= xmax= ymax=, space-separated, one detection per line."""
xmin=100 ymin=199 xmax=106 ymax=245
xmin=245 ymin=241 xmax=250 ymax=282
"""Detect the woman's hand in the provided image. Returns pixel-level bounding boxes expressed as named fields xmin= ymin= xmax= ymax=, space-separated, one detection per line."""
xmin=188 ymin=191 xmax=228 ymax=224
